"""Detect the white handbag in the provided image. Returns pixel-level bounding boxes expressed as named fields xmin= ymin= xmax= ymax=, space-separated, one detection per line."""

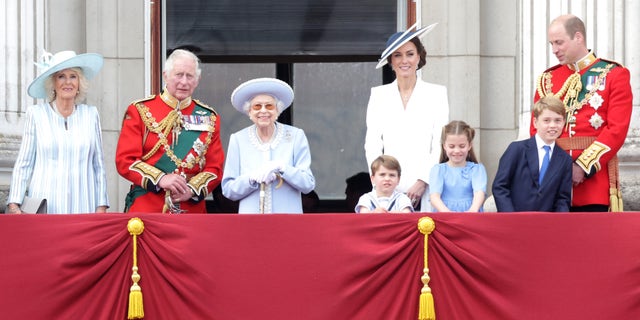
xmin=20 ymin=196 xmax=47 ymax=214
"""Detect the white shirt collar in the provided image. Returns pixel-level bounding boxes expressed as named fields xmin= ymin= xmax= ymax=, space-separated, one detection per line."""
xmin=534 ymin=134 xmax=556 ymax=150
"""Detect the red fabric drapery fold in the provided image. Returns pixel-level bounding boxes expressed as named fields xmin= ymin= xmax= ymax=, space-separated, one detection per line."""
xmin=1 ymin=213 xmax=639 ymax=320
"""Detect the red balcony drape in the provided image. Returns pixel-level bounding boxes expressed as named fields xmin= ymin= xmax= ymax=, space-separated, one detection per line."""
xmin=1 ymin=212 xmax=639 ymax=320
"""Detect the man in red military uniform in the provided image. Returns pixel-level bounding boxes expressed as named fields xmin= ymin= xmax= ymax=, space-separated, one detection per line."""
xmin=530 ymin=14 xmax=632 ymax=212
xmin=116 ymin=49 xmax=224 ymax=213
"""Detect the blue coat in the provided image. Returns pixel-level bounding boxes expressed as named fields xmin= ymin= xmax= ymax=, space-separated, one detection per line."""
xmin=222 ymin=122 xmax=315 ymax=213
xmin=492 ymin=136 xmax=572 ymax=212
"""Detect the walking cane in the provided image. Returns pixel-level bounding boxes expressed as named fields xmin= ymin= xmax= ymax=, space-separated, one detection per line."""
xmin=259 ymin=182 xmax=266 ymax=214
xmin=259 ymin=175 xmax=282 ymax=214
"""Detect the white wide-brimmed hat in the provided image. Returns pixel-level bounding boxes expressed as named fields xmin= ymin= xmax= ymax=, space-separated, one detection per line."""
xmin=375 ymin=21 xmax=438 ymax=69
xmin=230 ymin=78 xmax=294 ymax=114
xmin=27 ymin=50 xmax=104 ymax=99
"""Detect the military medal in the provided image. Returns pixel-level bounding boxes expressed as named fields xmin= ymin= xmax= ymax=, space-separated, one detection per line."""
xmin=182 ymin=114 xmax=212 ymax=131
xmin=589 ymin=113 xmax=604 ymax=130
xmin=589 ymin=93 xmax=603 ymax=110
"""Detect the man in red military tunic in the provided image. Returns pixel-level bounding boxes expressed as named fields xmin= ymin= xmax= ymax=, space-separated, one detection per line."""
xmin=530 ymin=14 xmax=632 ymax=212
xmin=116 ymin=49 xmax=224 ymax=213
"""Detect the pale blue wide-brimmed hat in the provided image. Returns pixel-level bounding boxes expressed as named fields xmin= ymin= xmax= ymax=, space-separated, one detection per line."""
xmin=27 ymin=50 xmax=104 ymax=99
xmin=375 ymin=21 xmax=438 ymax=69
xmin=230 ymin=78 xmax=294 ymax=114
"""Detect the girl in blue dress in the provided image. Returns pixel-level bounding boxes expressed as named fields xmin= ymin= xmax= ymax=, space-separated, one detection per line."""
xmin=429 ymin=120 xmax=487 ymax=212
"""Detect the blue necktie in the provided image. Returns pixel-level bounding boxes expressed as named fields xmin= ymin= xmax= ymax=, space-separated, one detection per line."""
xmin=539 ymin=145 xmax=550 ymax=185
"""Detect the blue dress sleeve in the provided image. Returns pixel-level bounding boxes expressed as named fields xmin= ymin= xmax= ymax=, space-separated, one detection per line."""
xmin=428 ymin=164 xmax=444 ymax=194
xmin=471 ymin=163 xmax=488 ymax=193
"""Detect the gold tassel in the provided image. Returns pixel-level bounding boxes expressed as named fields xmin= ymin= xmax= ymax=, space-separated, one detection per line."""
xmin=162 ymin=190 xmax=170 ymax=213
xmin=618 ymin=189 xmax=624 ymax=212
xmin=127 ymin=218 xmax=145 ymax=319
xmin=419 ymin=291 xmax=435 ymax=320
xmin=418 ymin=217 xmax=436 ymax=320
xmin=609 ymin=188 xmax=621 ymax=212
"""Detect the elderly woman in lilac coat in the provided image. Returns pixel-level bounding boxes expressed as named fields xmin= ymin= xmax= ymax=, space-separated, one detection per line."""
xmin=222 ymin=78 xmax=315 ymax=213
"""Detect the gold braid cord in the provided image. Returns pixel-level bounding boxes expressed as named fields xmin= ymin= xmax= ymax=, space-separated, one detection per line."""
xmin=135 ymin=103 xmax=181 ymax=161
xmin=608 ymin=157 xmax=623 ymax=212
xmin=418 ymin=217 xmax=436 ymax=320
xmin=134 ymin=103 xmax=215 ymax=171
xmin=537 ymin=64 xmax=614 ymax=128
xmin=127 ymin=218 xmax=145 ymax=319
xmin=537 ymin=71 xmax=581 ymax=107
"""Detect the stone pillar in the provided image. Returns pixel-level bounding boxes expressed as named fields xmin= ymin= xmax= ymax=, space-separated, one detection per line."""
xmin=619 ymin=0 xmax=640 ymax=210
xmin=85 ymin=0 xmax=146 ymax=212
xmin=0 ymin=0 xmax=46 ymax=210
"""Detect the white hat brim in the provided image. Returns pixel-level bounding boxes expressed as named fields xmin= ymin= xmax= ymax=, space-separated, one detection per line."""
xmin=27 ymin=53 xmax=104 ymax=99
xmin=231 ymin=78 xmax=294 ymax=114
xmin=375 ymin=22 xmax=438 ymax=69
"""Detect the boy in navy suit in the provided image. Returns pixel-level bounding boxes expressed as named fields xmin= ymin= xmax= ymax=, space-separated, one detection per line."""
xmin=492 ymin=96 xmax=573 ymax=212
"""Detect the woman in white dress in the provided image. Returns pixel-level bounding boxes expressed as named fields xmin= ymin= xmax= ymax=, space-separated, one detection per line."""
xmin=6 ymin=51 xmax=109 ymax=214
xmin=222 ymin=78 xmax=316 ymax=213
xmin=365 ymin=22 xmax=450 ymax=211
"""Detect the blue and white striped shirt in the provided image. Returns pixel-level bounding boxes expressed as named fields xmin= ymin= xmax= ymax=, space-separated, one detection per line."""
xmin=8 ymin=102 xmax=109 ymax=213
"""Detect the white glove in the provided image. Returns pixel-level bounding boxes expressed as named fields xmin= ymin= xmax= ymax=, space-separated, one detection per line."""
xmin=263 ymin=161 xmax=284 ymax=175
xmin=261 ymin=171 xmax=278 ymax=185
xmin=259 ymin=161 xmax=283 ymax=183
xmin=249 ymin=169 xmax=263 ymax=184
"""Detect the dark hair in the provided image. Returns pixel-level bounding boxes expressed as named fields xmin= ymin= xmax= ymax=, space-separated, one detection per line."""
xmin=439 ymin=120 xmax=479 ymax=163
xmin=385 ymin=37 xmax=427 ymax=70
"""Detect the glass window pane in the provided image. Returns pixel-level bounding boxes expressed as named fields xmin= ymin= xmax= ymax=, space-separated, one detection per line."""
xmin=293 ymin=62 xmax=380 ymax=199
xmin=166 ymin=0 xmax=396 ymax=60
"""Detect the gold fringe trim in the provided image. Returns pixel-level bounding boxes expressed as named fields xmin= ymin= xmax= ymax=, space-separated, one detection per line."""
xmin=418 ymin=217 xmax=436 ymax=320
xmin=127 ymin=218 xmax=145 ymax=319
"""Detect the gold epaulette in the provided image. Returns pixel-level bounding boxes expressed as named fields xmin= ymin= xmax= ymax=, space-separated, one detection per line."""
xmin=130 ymin=95 xmax=156 ymax=105
xmin=194 ymin=99 xmax=218 ymax=115
xmin=536 ymin=64 xmax=565 ymax=99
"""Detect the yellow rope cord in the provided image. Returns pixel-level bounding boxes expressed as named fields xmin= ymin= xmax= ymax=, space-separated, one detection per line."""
xmin=127 ymin=218 xmax=145 ymax=319
xmin=418 ymin=217 xmax=436 ymax=320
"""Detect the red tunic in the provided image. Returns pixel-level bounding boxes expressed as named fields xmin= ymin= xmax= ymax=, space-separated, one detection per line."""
xmin=116 ymin=92 xmax=224 ymax=213
xmin=530 ymin=55 xmax=632 ymax=207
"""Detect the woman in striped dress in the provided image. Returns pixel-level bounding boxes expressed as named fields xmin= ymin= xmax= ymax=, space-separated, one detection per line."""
xmin=6 ymin=51 xmax=109 ymax=214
